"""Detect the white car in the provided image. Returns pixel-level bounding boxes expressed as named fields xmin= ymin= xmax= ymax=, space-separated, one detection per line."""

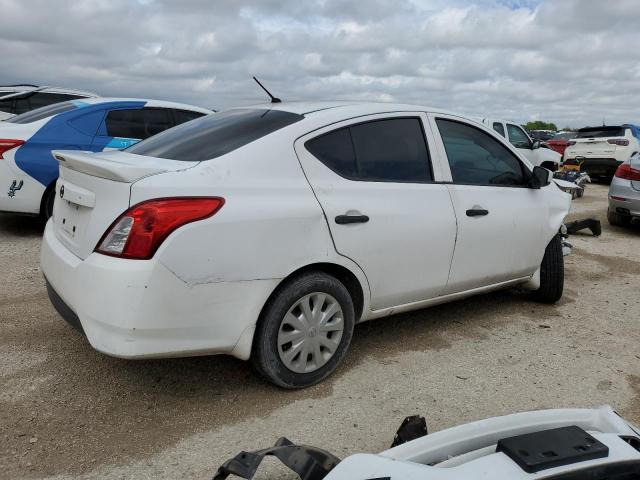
xmin=215 ymin=406 xmax=640 ymax=480
xmin=564 ymin=124 xmax=640 ymax=180
xmin=41 ymin=102 xmax=571 ymax=388
xmin=0 ymin=85 xmax=98 ymax=120
xmin=608 ymin=153 xmax=640 ymax=226
xmin=0 ymin=98 xmax=212 ymax=218
xmin=482 ymin=118 xmax=561 ymax=170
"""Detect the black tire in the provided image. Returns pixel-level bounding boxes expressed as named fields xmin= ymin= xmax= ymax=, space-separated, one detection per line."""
xmin=40 ymin=185 xmax=56 ymax=221
xmin=607 ymin=209 xmax=630 ymax=227
xmin=252 ymin=271 xmax=355 ymax=389
xmin=532 ymin=235 xmax=564 ymax=304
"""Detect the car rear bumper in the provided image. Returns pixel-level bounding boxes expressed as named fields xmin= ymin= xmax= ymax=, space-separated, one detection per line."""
xmin=40 ymin=220 xmax=280 ymax=360
xmin=609 ymin=177 xmax=640 ymax=218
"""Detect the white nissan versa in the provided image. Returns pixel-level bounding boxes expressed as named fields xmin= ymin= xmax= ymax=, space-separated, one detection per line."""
xmin=41 ymin=102 xmax=571 ymax=388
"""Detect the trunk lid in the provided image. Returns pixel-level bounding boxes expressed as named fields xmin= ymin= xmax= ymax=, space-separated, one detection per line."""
xmin=570 ymin=137 xmax=617 ymax=157
xmin=51 ymin=150 xmax=197 ymax=259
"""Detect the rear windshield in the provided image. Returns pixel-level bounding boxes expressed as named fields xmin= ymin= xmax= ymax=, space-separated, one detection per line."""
xmin=553 ymin=132 xmax=577 ymax=140
xmin=127 ymin=108 xmax=304 ymax=162
xmin=5 ymin=101 xmax=79 ymax=124
xmin=576 ymin=127 xmax=626 ymax=138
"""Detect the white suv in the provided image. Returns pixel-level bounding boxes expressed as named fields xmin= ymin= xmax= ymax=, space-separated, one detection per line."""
xmin=0 ymin=85 xmax=98 ymax=120
xmin=564 ymin=124 xmax=640 ymax=180
xmin=41 ymin=102 xmax=571 ymax=388
xmin=482 ymin=118 xmax=561 ymax=170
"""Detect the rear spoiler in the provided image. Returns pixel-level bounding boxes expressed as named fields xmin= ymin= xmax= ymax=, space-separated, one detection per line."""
xmin=52 ymin=150 xmax=169 ymax=183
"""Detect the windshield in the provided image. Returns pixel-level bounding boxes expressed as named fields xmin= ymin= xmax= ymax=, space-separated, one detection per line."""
xmin=576 ymin=127 xmax=626 ymax=138
xmin=127 ymin=108 xmax=304 ymax=162
xmin=5 ymin=100 xmax=80 ymax=124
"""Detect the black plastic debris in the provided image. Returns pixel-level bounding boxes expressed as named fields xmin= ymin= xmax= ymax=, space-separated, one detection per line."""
xmin=390 ymin=415 xmax=429 ymax=448
xmin=212 ymin=436 xmax=340 ymax=480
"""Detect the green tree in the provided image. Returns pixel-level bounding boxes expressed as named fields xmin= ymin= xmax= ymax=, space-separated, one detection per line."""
xmin=524 ymin=120 xmax=558 ymax=131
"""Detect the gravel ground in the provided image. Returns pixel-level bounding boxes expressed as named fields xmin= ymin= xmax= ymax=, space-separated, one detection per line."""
xmin=1 ymin=183 xmax=638 ymax=480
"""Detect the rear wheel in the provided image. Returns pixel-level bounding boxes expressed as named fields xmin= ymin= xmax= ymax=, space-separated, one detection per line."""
xmin=607 ymin=208 xmax=631 ymax=227
xmin=252 ymin=272 xmax=355 ymax=389
xmin=40 ymin=185 xmax=56 ymax=220
xmin=532 ymin=235 xmax=564 ymax=304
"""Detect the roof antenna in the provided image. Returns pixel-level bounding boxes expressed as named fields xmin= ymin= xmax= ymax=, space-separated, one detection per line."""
xmin=253 ymin=76 xmax=281 ymax=103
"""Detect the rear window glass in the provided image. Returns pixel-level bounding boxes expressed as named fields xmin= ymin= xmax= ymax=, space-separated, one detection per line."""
xmin=577 ymin=127 xmax=626 ymax=138
xmin=127 ymin=109 xmax=303 ymax=162
xmin=5 ymin=101 xmax=79 ymax=124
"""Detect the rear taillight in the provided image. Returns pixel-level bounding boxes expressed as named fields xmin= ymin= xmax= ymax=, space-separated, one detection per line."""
xmin=614 ymin=163 xmax=640 ymax=181
xmin=0 ymin=139 xmax=25 ymax=159
xmin=566 ymin=140 xmax=576 ymax=146
xmin=96 ymin=197 xmax=224 ymax=260
xmin=608 ymin=139 xmax=630 ymax=146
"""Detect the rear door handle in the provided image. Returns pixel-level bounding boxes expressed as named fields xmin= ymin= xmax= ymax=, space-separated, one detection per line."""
xmin=466 ymin=208 xmax=489 ymax=217
xmin=335 ymin=214 xmax=369 ymax=225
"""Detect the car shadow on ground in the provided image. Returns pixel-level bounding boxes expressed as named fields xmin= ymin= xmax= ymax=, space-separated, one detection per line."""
xmin=0 ymin=213 xmax=45 ymax=237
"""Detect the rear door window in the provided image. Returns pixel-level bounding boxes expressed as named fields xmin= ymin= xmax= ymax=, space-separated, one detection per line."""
xmin=436 ymin=118 xmax=527 ymax=186
xmin=106 ymin=108 xmax=173 ymax=140
xmin=306 ymin=117 xmax=433 ymax=183
xmin=0 ymin=91 xmax=13 ymax=114
xmin=127 ymin=108 xmax=304 ymax=161
xmin=28 ymin=92 xmax=81 ymax=110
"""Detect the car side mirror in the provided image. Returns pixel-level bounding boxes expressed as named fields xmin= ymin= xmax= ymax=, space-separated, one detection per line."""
xmin=531 ymin=165 xmax=551 ymax=188
xmin=532 ymin=140 xmax=541 ymax=150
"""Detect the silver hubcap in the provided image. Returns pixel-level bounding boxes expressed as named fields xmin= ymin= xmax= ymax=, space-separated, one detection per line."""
xmin=277 ymin=292 xmax=344 ymax=373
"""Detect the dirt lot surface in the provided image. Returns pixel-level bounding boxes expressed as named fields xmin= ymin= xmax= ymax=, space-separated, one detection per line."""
xmin=1 ymin=183 xmax=639 ymax=480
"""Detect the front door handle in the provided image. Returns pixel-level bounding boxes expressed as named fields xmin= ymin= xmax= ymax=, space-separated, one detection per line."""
xmin=335 ymin=214 xmax=369 ymax=225
xmin=466 ymin=208 xmax=489 ymax=217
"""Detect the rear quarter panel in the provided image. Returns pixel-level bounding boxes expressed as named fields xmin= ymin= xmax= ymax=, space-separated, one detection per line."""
xmin=129 ymin=129 xmax=369 ymax=292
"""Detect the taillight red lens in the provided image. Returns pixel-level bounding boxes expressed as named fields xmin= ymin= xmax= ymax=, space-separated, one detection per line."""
xmin=0 ymin=139 xmax=25 ymax=159
xmin=96 ymin=197 xmax=224 ymax=260
xmin=615 ymin=163 xmax=640 ymax=181
xmin=607 ymin=139 xmax=630 ymax=146
xmin=567 ymin=140 xmax=576 ymax=146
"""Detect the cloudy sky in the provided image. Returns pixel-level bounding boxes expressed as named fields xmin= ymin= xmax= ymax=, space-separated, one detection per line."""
xmin=1 ymin=0 xmax=638 ymax=127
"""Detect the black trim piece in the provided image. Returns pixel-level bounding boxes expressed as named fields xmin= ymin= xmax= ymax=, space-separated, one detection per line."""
xmin=390 ymin=415 xmax=428 ymax=448
xmin=45 ymin=278 xmax=84 ymax=333
xmin=496 ymin=425 xmax=609 ymax=474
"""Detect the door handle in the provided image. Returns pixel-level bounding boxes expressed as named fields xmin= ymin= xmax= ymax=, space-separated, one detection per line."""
xmin=335 ymin=214 xmax=369 ymax=225
xmin=466 ymin=208 xmax=489 ymax=217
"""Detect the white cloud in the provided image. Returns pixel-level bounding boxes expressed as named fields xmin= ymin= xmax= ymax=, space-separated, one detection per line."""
xmin=0 ymin=0 xmax=639 ymax=127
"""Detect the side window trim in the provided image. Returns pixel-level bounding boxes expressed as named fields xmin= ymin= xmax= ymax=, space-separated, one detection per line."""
xmin=304 ymin=115 xmax=435 ymax=184
xmin=432 ymin=115 xmax=531 ymax=188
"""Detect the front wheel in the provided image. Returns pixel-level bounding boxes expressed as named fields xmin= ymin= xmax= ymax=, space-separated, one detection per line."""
xmin=532 ymin=235 xmax=564 ymax=304
xmin=252 ymin=272 xmax=355 ymax=389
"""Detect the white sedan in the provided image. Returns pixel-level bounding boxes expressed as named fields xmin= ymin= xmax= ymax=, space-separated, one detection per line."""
xmin=41 ymin=102 xmax=571 ymax=388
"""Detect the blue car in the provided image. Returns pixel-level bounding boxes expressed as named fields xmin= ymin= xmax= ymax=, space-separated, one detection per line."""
xmin=0 ymin=98 xmax=212 ymax=218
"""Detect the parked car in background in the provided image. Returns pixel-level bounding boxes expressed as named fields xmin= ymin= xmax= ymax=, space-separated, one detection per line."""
xmin=529 ymin=129 xmax=556 ymax=142
xmin=547 ymin=131 xmax=577 ymax=156
xmin=0 ymin=85 xmax=98 ymax=120
xmin=482 ymin=118 xmax=561 ymax=170
xmin=41 ymin=102 xmax=570 ymax=388
xmin=564 ymin=125 xmax=640 ymax=180
xmin=607 ymin=152 xmax=640 ymax=226
xmin=0 ymin=98 xmax=212 ymax=218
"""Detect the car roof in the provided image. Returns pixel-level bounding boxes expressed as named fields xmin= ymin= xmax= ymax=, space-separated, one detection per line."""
xmin=234 ymin=101 xmax=466 ymax=119
xmin=0 ymin=85 xmax=99 ymax=97
xmin=76 ymin=97 xmax=213 ymax=114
